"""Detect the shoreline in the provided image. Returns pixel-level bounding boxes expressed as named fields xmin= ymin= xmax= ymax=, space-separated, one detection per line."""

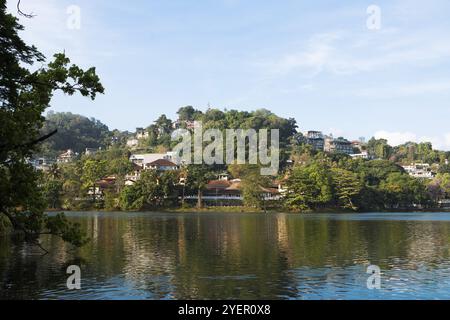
xmin=45 ymin=207 xmax=450 ymax=214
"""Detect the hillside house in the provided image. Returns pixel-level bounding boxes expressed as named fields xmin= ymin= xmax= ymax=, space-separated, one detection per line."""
xmin=402 ymin=163 xmax=435 ymax=179
xmin=57 ymin=149 xmax=77 ymax=163
xmin=145 ymin=159 xmax=179 ymax=171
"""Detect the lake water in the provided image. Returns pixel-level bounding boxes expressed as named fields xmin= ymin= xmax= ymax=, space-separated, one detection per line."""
xmin=1 ymin=211 xmax=450 ymax=300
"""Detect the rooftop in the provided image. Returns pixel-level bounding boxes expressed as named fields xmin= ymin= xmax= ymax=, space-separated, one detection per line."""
xmin=147 ymin=159 xmax=178 ymax=167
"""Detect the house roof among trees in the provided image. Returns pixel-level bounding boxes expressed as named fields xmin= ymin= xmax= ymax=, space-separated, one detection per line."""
xmin=147 ymin=158 xmax=177 ymax=167
xmin=206 ymin=180 xmax=232 ymax=190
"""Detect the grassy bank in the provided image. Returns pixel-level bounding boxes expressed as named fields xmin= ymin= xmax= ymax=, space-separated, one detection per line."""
xmin=167 ymin=206 xmax=273 ymax=213
xmin=49 ymin=206 xmax=280 ymax=214
xmin=45 ymin=205 xmax=450 ymax=214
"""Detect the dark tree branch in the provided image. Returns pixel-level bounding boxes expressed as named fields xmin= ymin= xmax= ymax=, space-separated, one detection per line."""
xmin=0 ymin=129 xmax=57 ymax=151
xmin=24 ymin=129 xmax=58 ymax=148
xmin=34 ymin=241 xmax=49 ymax=255
xmin=9 ymin=77 xmax=96 ymax=95
xmin=17 ymin=0 xmax=35 ymax=18
xmin=0 ymin=209 xmax=48 ymax=254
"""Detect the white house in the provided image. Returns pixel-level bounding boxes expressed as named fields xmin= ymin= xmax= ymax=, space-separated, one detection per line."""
xmin=126 ymin=153 xmax=179 ymax=184
xmin=402 ymin=163 xmax=435 ymax=179
xmin=57 ymin=149 xmax=77 ymax=163
xmin=350 ymin=152 xmax=369 ymax=159
xmin=136 ymin=128 xmax=149 ymax=140
xmin=126 ymin=138 xmax=139 ymax=148
xmin=129 ymin=153 xmax=174 ymax=168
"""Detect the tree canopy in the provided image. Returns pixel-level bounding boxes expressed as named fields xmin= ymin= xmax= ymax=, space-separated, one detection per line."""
xmin=0 ymin=1 xmax=104 ymax=250
xmin=40 ymin=111 xmax=110 ymax=156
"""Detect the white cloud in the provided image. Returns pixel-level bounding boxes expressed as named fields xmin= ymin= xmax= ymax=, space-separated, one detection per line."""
xmin=374 ymin=130 xmax=450 ymax=151
xmin=6 ymin=0 xmax=117 ymax=66
xmin=374 ymin=131 xmax=417 ymax=146
xmin=356 ymin=80 xmax=450 ymax=98
xmin=279 ymin=83 xmax=315 ymax=94
xmin=7 ymin=0 xmax=77 ymax=53
xmin=445 ymin=133 xmax=450 ymax=147
xmin=264 ymin=27 xmax=450 ymax=77
xmin=327 ymin=127 xmax=346 ymax=138
xmin=266 ymin=32 xmax=341 ymax=76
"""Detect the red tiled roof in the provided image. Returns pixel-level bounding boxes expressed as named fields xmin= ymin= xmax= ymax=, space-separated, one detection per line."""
xmin=147 ymin=159 xmax=177 ymax=167
xmin=206 ymin=180 xmax=232 ymax=190
xmin=96 ymin=176 xmax=116 ymax=188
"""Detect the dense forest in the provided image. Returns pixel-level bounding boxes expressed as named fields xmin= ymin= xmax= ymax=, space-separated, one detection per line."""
xmin=34 ymin=107 xmax=450 ymax=213
xmin=38 ymin=107 xmax=450 ymax=168
xmin=0 ymin=1 xmax=103 ymax=246
xmin=39 ymin=111 xmax=111 ymax=156
xmin=2 ymin=0 xmax=448 ymax=254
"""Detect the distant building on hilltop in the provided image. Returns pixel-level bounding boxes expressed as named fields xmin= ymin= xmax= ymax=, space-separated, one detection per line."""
xmin=57 ymin=149 xmax=77 ymax=163
xmin=126 ymin=138 xmax=139 ymax=149
xmin=306 ymin=131 xmax=325 ymax=151
xmin=304 ymin=131 xmax=354 ymax=154
xmin=351 ymin=140 xmax=365 ymax=153
xmin=324 ymin=136 xmax=354 ymax=155
xmin=126 ymin=127 xmax=150 ymax=149
xmin=136 ymin=127 xmax=149 ymax=140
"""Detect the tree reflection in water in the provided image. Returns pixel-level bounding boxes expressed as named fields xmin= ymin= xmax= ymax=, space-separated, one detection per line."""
xmin=1 ymin=212 xmax=450 ymax=300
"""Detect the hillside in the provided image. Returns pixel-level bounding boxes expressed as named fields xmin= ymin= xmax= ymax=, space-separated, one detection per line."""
xmin=39 ymin=111 xmax=111 ymax=157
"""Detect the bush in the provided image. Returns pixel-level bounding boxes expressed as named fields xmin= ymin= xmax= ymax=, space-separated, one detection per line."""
xmin=0 ymin=214 xmax=11 ymax=233
xmin=104 ymin=191 xmax=119 ymax=211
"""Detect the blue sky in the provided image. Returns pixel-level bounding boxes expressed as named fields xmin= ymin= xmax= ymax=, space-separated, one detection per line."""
xmin=7 ymin=0 xmax=450 ymax=149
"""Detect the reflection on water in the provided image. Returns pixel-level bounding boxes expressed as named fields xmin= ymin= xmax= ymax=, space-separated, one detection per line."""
xmin=1 ymin=212 xmax=450 ymax=300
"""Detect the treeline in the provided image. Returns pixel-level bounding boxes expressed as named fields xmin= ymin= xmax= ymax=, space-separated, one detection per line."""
xmin=366 ymin=138 xmax=450 ymax=168
xmin=40 ymin=111 xmax=111 ymax=156
xmin=40 ymin=144 xmax=450 ymax=213
xmin=140 ymin=106 xmax=297 ymax=158
xmin=41 ymin=147 xmax=132 ymax=210
xmin=39 ymin=107 xmax=297 ymax=159
xmin=37 ymin=107 xmax=450 ymax=213
xmin=40 ymin=109 xmax=450 ymax=170
xmin=40 ymin=146 xmax=273 ymax=211
xmin=285 ymin=149 xmax=436 ymax=212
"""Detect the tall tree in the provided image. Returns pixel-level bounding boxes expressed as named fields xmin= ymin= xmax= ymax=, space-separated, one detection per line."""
xmin=0 ymin=1 xmax=104 ymax=249
xmin=367 ymin=138 xmax=393 ymax=160
xmin=41 ymin=164 xmax=63 ymax=209
xmin=330 ymin=167 xmax=362 ymax=210
xmin=177 ymin=105 xmax=200 ymax=121
xmin=154 ymin=114 xmax=173 ymax=135
xmin=379 ymin=173 xmax=429 ymax=208
xmin=119 ymin=170 xmax=177 ymax=210
xmin=81 ymin=160 xmax=108 ymax=203
xmin=427 ymin=173 xmax=450 ymax=204
xmin=185 ymin=164 xmax=215 ymax=208
xmin=285 ymin=163 xmax=333 ymax=211
xmin=231 ymin=164 xmax=271 ymax=209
